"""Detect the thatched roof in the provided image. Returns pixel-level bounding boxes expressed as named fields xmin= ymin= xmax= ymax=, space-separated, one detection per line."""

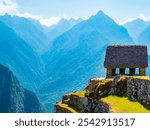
xmin=104 ymin=45 xmax=148 ymax=68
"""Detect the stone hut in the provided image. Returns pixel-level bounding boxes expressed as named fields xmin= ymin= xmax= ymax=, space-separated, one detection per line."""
xmin=104 ymin=45 xmax=148 ymax=78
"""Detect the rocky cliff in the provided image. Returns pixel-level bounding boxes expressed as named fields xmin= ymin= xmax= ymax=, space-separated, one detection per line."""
xmin=55 ymin=75 xmax=150 ymax=113
xmin=0 ymin=64 xmax=45 ymax=113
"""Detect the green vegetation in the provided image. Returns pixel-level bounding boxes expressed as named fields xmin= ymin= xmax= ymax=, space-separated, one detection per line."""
xmin=69 ymin=90 xmax=86 ymax=97
xmin=133 ymin=76 xmax=150 ymax=80
xmin=96 ymin=79 xmax=112 ymax=88
xmin=58 ymin=76 xmax=150 ymax=113
xmin=57 ymin=102 xmax=77 ymax=113
xmin=101 ymin=96 xmax=150 ymax=113
xmin=68 ymin=104 xmax=81 ymax=112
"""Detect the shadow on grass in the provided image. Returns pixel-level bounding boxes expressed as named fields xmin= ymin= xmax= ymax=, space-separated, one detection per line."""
xmin=142 ymin=103 xmax=150 ymax=110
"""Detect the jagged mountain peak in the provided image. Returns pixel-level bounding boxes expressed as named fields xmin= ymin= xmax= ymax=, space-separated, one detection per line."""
xmin=1 ymin=14 xmax=27 ymax=23
xmin=96 ymin=10 xmax=106 ymax=16
xmin=89 ymin=10 xmax=115 ymax=24
xmin=3 ymin=13 xmax=11 ymax=17
xmin=47 ymin=17 xmax=83 ymax=41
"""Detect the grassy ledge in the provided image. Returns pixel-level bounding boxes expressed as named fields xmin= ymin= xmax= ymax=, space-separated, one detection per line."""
xmin=57 ymin=102 xmax=77 ymax=113
xmin=68 ymin=90 xmax=86 ymax=97
xmin=101 ymin=96 xmax=150 ymax=113
xmin=133 ymin=76 xmax=150 ymax=80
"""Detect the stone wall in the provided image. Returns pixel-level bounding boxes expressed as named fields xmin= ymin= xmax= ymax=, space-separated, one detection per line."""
xmin=127 ymin=77 xmax=150 ymax=105
xmin=110 ymin=76 xmax=127 ymax=96
xmin=87 ymin=78 xmax=113 ymax=99
xmin=56 ymin=91 xmax=110 ymax=113
xmin=87 ymin=76 xmax=126 ymax=99
xmin=106 ymin=69 xmax=112 ymax=78
xmin=83 ymin=100 xmax=110 ymax=113
xmin=87 ymin=75 xmax=150 ymax=105
xmin=69 ymin=95 xmax=85 ymax=109
xmin=55 ymin=75 xmax=150 ymax=113
xmin=62 ymin=94 xmax=88 ymax=110
xmin=88 ymin=78 xmax=105 ymax=91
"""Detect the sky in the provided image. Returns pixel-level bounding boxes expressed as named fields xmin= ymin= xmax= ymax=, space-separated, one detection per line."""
xmin=0 ymin=0 xmax=150 ymax=26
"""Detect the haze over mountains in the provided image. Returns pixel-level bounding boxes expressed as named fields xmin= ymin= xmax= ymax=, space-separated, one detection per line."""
xmin=41 ymin=11 xmax=133 ymax=111
xmin=0 ymin=21 xmax=44 ymax=90
xmin=0 ymin=64 xmax=44 ymax=113
xmin=0 ymin=10 xmax=150 ymax=112
xmin=123 ymin=18 xmax=150 ymax=41
xmin=47 ymin=18 xmax=83 ymax=41
xmin=0 ymin=14 xmax=50 ymax=53
xmin=123 ymin=18 xmax=150 ymax=53
xmin=137 ymin=26 xmax=150 ymax=48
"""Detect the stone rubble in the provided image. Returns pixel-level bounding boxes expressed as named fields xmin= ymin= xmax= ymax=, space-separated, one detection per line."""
xmin=55 ymin=75 xmax=150 ymax=113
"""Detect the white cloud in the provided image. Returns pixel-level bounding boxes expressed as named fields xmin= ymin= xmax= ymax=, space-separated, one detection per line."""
xmin=120 ymin=18 xmax=136 ymax=25
xmin=139 ymin=13 xmax=148 ymax=21
xmin=17 ymin=12 xmax=82 ymax=27
xmin=15 ymin=12 xmax=61 ymax=26
xmin=120 ymin=13 xmax=149 ymax=25
xmin=0 ymin=0 xmax=18 ymax=15
xmin=39 ymin=17 xmax=61 ymax=27
xmin=0 ymin=0 xmax=61 ymax=27
xmin=62 ymin=14 xmax=77 ymax=20
xmin=0 ymin=0 xmax=84 ymax=27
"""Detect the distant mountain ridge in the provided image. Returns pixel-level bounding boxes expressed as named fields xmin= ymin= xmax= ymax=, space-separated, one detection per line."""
xmin=40 ymin=11 xmax=133 ymax=111
xmin=123 ymin=18 xmax=150 ymax=41
xmin=137 ymin=25 xmax=150 ymax=49
xmin=0 ymin=64 xmax=45 ymax=113
xmin=0 ymin=20 xmax=44 ymax=90
xmin=0 ymin=14 xmax=50 ymax=53
xmin=43 ymin=11 xmax=133 ymax=79
xmin=47 ymin=18 xmax=83 ymax=41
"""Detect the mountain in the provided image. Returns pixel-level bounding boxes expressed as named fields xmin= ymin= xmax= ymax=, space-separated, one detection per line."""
xmin=48 ymin=18 xmax=83 ymax=41
xmin=40 ymin=11 xmax=133 ymax=111
xmin=137 ymin=25 xmax=150 ymax=50
xmin=0 ymin=14 xmax=49 ymax=53
xmin=28 ymin=18 xmax=47 ymax=34
xmin=0 ymin=64 xmax=45 ymax=113
xmin=123 ymin=19 xmax=150 ymax=41
xmin=0 ymin=21 xmax=43 ymax=90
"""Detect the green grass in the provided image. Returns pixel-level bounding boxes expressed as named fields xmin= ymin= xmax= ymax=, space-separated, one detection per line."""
xmin=101 ymin=96 xmax=150 ymax=113
xmin=57 ymin=102 xmax=77 ymax=113
xmin=69 ymin=90 xmax=86 ymax=97
xmin=133 ymin=76 xmax=150 ymax=80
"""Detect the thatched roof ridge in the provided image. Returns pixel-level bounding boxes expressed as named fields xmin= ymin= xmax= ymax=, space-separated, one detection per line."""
xmin=104 ymin=45 xmax=148 ymax=68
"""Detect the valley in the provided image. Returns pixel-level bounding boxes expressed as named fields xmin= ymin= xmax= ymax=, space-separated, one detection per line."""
xmin=0 ymin=10 xmax=150 ymax=112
